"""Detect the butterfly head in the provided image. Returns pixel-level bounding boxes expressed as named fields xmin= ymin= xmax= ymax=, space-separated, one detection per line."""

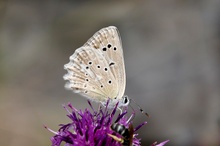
xmin=118 ymin=95 xmax=130 ymax=107
xmin=108 ymin=95 xmax=129 ymax=108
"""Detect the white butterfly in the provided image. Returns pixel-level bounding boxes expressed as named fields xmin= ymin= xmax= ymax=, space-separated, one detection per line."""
xmin=63 ymin=26 xmax=129 ymax=108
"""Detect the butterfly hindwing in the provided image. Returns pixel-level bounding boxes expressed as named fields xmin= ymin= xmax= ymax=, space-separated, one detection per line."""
xmin=64 ymin=46 xmax=118 ymax=102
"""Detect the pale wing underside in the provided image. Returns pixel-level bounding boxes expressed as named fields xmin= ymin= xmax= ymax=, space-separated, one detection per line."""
xmin=64 ymin=26 xmax=126 ymax=103
xmin=64 ymin=46 xmax=118 ymax=102
xmin=83 ymin=26 xmax=126 ymax=100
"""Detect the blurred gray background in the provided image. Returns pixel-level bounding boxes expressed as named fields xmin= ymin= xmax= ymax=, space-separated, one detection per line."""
xmin=0 ymin=0 xmax=220 ymax=146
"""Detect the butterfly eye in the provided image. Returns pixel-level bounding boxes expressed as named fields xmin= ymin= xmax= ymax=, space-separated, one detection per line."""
xmin=122 ymin=96 xmax=129 ymax=106
xmin=124 ymin=98 xmax=128 ymax=104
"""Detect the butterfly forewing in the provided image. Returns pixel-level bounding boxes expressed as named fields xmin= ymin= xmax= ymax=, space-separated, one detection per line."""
xmin=64 ymin=26 xmax=126 ymax=105
xmin=84 ymin=26 xmax=126 ymax=100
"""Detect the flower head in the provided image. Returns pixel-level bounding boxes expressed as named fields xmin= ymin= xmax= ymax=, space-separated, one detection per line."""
xmin=47 ymin=100 xmax=147 ymax=146
xmin=46 ymin=100 xmax=169 ymax=146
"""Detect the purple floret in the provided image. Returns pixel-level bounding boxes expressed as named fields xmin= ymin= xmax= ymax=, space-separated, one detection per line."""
xmin=46 ymin=100 xmax=169 ymax=146
xmin=48 ymin=100 xmax=146 ymax=146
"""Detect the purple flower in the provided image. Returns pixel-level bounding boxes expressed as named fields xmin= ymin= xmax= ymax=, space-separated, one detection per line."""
xmin=46 ymin=100 xmax=169 ymax=146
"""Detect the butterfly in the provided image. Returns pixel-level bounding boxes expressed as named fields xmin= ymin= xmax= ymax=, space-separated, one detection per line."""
xmin=108 ymin=123 xmax=134 ymax=146
xmin=63 ymin=26 xmax=129 ymax=108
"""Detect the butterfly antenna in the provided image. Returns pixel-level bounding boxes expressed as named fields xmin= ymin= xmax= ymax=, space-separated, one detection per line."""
xmin=129 ymin=98 xmax=150 ymax=118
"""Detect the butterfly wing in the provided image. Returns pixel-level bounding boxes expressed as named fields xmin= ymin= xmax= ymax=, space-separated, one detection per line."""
xmin=64 ymin=26 xmax=126 ymax=104
xmin=84 ymin=26 xmax=126 ymax=100
xmin=64 ymin=46 xmax=118 ymax=103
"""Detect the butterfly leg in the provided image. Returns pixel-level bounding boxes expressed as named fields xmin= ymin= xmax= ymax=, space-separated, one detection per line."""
xmin=97 ymin=103 xmax=102 ymax=111
xmin=117 ymin=107 xmax=123 ymax=114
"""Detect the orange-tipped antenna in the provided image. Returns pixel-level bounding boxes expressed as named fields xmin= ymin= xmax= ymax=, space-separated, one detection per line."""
xmin=129 ymin=97 xmax=150 ymax=118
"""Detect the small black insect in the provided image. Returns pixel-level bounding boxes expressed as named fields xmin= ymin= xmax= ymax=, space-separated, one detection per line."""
xmin=108 ymin=123 xmax=134 ymax=146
